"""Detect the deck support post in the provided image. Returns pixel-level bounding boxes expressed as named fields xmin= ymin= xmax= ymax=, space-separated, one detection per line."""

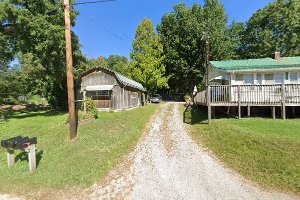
xmin=272 ymin=106 xmax=276 ymax=119
xmin=83 ymin=90 xmax=86 ymax=114
xmin=7 ymin=149 xmax=15 ymax=169
xmin=247 ymin=105 xmax=251 ymax=117
xmin=211 ymin=106 xmax=215 ymax=118
xmin=281 ymin=84 xmax=286 ymax=119
xmin=238 ymin=85 xmax=241 ymax=119
xmin=207 ymin=85 xmax=211 ymax=125
xmin=292 ymin=106 xmax=296 ymax=117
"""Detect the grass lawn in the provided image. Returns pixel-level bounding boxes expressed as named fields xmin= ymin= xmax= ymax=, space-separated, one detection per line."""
xmin=0 ymin=104 xmax=158 ymax=194
xmin=184 ymin=106 xmax=300 ymax=194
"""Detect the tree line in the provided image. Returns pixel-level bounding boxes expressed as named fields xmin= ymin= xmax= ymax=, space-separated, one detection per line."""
xmin=0 ymin=0 xmax=299 ymax=109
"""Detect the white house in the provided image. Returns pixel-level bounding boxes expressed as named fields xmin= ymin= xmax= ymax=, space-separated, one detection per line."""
xmin=195 ymin=53 xmax=300 ymax=122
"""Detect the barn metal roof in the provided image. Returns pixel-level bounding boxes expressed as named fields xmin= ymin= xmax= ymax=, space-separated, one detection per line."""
xmin=210 ymin=57 xmax=300 ymax=72
xmin=114 ymin=72 xmax=145 ymax=91
xmin=81 ymin=67 xmax=146 ymax=92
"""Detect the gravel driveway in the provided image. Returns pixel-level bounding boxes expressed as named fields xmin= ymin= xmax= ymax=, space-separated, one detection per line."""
xmin=90 ymin=102 xmax=295 ymax=200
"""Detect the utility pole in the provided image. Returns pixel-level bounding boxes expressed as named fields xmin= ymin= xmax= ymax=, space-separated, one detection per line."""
xmin=64 ymin=0 xmax=77 ymax=139
xmin=205 ymin=38 xmax=210 ymax=86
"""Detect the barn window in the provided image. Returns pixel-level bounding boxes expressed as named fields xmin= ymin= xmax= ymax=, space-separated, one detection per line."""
xmin=98 ymin=90 xmax=109 ymax=96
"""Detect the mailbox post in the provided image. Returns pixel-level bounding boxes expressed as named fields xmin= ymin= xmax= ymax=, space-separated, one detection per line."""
xmin=1 ymin=136 xmax=37 ymax=173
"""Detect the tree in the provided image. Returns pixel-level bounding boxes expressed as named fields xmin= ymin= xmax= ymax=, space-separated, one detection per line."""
xmin=224 ymin=21 xmax=246 ymax=59
xmin=130 ymin=18 xmax=168 ymax=93
xmin=158 ymin=1 xmax=229 ymax=95
xmin=242 ymin=0 xmax=300 ymax=58
xmin=107 ymin=55 xmax=130 ymax=76
xmin=0 ymin=0 xmax=86 ymax=109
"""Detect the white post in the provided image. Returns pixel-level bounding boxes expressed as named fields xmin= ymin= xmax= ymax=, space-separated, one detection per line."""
xmin=7 ymin=150 xmax=15 ymax=168
xmin=83 ymin=90 xmax=87 ymax=114
xmin=28 ymin=144 xmax=36 ymax=174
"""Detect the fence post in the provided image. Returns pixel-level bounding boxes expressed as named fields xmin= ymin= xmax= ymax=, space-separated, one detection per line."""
xmin=238 ymin=85 xmax=241 ymax=119
xmin=207 ymin=85 xmax=211 ymax=125
xmin=281 ymin=83 xmax=286 ymax=119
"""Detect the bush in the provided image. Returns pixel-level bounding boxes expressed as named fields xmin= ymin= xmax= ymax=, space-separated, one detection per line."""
xmin=86 ymin=98 xmax=98 ymax=118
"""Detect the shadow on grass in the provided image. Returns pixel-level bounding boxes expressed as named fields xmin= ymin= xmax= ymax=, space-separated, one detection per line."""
xmin=183 ymin=105 xmax=208 ymax=125
xmin=15 ymin=150 xmax=44 ymax=169
xmin=183 ymin=106 xmax=238 ymax=125
xmin=5 ymin=108 xmax=65 ymax=120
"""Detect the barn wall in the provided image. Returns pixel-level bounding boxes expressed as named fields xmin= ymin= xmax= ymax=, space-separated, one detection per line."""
xmin=80 ymin=71 xmax=117 ymax=91
xmin=78 ymin=70 xmax=145 ymax=111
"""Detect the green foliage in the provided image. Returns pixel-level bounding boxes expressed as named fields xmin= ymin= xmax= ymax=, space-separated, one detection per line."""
xmin=131 ymin=18 xmax=169 ymax=93
xmin=224 ymin=21 xmax=246 ymax=59
xmin=86 ymin=98 xmax=98 ymax=118
xmin=0 ymin=0 xmax=86 ymax=110
xmin=241 ymin=0 xmax=300 ymax=58
xmin=158 ymin=1 xmax=229 ymax=95
xmin=107 ymin=55 xmax=130 ymax=76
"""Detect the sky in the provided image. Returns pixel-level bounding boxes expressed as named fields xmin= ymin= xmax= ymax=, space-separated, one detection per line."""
xmin=73 ymin=0 xmax=274 ymax=60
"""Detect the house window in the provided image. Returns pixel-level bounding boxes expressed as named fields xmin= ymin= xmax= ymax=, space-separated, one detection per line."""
xmin=235 ymin=74 xmax=244 ymax=85
xmin=290 ymin=72 xmax=298 ymax=83
xmin=256 ymin=74 xmax=262 ymax=84
xmin=244 ymin=74 xmax=254 ymax=84
xmin=264 ymin=74 xmax=274 ymax=84
xmin=285 ymin=72 xmax=289 ymax=80
xmin=275 ymin=73 xmax=284 ymax=84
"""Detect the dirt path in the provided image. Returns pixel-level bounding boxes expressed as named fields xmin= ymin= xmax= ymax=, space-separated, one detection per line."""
xmin=89 ymin=102 xmax=295 ymax=200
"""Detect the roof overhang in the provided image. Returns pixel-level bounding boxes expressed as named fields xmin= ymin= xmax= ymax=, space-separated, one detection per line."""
xmin=85 ymin=85 xmax=114 ymax=91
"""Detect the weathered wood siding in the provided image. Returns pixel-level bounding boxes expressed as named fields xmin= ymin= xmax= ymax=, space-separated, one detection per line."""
xmin=77 ymin=70 xmax=144 ymax=111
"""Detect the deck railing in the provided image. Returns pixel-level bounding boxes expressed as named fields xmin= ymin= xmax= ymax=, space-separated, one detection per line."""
xmin=194 ymin=84 xmax=300 ymax=106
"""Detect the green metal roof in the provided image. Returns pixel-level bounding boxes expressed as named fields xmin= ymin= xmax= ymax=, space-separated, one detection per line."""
xmin=210 ymin=57 xmax=300 ymax=71
xmin=100 ymin=67 xmax=146 ymax=91
xmin=279 ymin=57 xmax=300 ymax=64
xmin=115 ymin=72 xmax=145 ymax=91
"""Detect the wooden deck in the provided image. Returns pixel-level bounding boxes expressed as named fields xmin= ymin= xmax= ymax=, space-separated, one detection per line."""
xmin=194 ymin=84 xmax=300 ymax=123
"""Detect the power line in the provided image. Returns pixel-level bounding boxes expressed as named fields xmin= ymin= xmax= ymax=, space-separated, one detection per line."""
xmin=74 ymin=0 xmax=116 ymax=6
xmin=80 ymin=12 xmax=123 ymax=40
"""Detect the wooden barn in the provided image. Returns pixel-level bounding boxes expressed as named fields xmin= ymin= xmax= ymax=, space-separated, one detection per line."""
xmin=77 ymin=67 xmax=146 ymax=111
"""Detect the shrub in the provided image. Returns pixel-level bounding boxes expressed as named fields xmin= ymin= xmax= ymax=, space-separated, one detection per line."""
xmin=86 ymin=98 xmax=98 ymax=118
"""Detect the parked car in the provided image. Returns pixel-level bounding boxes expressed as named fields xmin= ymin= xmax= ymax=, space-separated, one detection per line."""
xmin=150 ymin=94 xmax=161 ymax=103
